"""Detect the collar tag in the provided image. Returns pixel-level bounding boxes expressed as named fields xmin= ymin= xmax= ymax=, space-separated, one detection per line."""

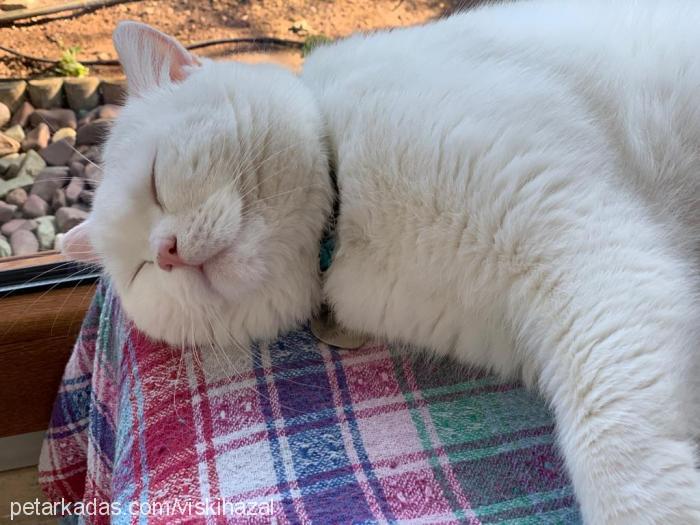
xmin=311 ymin=307 xmax=367 ymax=349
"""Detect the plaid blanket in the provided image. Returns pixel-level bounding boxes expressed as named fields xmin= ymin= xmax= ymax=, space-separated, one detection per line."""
xmin=39 ymin=279 xmax=581 ymax=524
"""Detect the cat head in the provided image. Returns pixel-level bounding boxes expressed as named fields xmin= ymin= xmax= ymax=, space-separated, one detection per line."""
xmin=63 ymin=21 xmax=333 ymax=348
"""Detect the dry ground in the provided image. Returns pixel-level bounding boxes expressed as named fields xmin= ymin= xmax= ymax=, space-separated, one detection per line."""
xmin=0 ymin=0 xmax=482 ymax=79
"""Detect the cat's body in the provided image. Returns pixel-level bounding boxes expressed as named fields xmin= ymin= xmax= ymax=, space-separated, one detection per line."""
xmin=305 ymin=2 xmax=700 ymax=522
xmin=65 ymin=1 xmax=700 ymax=523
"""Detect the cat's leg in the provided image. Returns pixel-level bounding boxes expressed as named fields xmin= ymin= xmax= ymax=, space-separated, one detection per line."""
xmin=326 ymin=172 xmax=700 ymax=522
xmin=507 ymin=216 xmax=700 ymax=524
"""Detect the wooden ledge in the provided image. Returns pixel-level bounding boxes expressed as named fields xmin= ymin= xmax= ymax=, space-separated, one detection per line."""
xmin=0 ymin=252 xmax=95 ymax=438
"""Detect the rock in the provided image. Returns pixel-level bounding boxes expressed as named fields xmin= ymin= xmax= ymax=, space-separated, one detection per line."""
xmin=289 ymin=19 xmax=311 ymax=36
xmin=0 ymin=172 xmax=32 ymax=198
xmin=0 ymin=133 xmax=20 ymax=156
xmin=96 ymin=104 xmax=121 ymax=120
xmin=83 ymin=163 xmax=100 ymax=187
xmin=68 ymin=148 xmax=85 ymax=165
xmin=10 ymin=101 xmax=33 ymax=127
xmin=51 ymin=188 xmax=66 ymax=211
xmin=21 ymin=123 xmax=50 ymax=151
xmin=79 ymin=104 xmax=121 ymax=126
xmin=0 ymin=81 xmax=26 ymax=113
xmin=29 ymin=108 xmax=77 ymax=131
xmin=55 ymin=206 xmax=88 ymax=233
xmin=0 ymin=153 xmax=23 ymax=180
xmin=82 ymin=146 xmax=101 ymax=165
xmin=0 ymin=1 xmax=32 ymax=11
xmin=27 ymin=78 xmax=64 ymax=109
xmin=52 ymin=127 xmax=76 ymax=144
xmin=10 ymin=229 xmax=38 ymax=255
xmin=31 ymin=167 xmax=68 ymax=201
xmin=0 ymin=235 xmax=10 ymax=256
xmin=39 ymin=139 xmax=75 ymax=166
xmin=35 ymin=215 xmax=56 ymax=250
xmin=0 ymin=200 xmax=16 ymax=223
xmin=76 ymin=119 xmax=111 ymax=147
xmin=65 ymin=177 xmax=84 ymax=204
xmin=1 ymin=218 xmax=36 ymax=236
xmin=51 ymin=189 xmax=68 ymax=211
xmin=100 ymin=79 xmax=127 ymax=105
xmin=22 ymin=193 xmax=49 ymax=218
xmin=68 ymin=161 xmax=84 ymax=178
xmin=79 ymin=189 xmax=94 ymax=205
xmin=69 ymin=144 xmax=101 ymax=165
xmin=64 ymin=77 xmax=100 ymax=112
xmin=0 ymin=151 xmax=43 ymax=198
xmin=0 ymin=102 xmax=9 ymax=128
xmin=0 ymin=173 xmax=31 ymax=198
xmin=5 ymin=187 xmax=27 ymax=207
xmin=17 ymin=149 xmax=45 ymax=178
xmin=4 ymin=124 xmax=25 ymax=143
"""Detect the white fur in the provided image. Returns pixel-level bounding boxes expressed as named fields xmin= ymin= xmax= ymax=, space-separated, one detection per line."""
xmin=86 ymin=23 xmax=333 ymax=349
xmin=303 ymin=1 xmax=700 ymax=523
xmin=72 ymin=3 xmax=700 ymax=522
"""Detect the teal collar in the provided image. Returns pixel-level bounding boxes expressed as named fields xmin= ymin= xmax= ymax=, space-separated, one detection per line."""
xmin=319 ymin=167 xmax=339 ymax=272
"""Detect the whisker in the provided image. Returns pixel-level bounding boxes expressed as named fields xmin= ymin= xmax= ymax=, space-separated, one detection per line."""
xmin=32 ymin=112 xmax=104 ymax=173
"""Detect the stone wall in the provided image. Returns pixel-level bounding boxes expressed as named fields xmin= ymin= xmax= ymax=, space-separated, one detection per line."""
xmin=0 ymin=77 xmax=125 ymax=257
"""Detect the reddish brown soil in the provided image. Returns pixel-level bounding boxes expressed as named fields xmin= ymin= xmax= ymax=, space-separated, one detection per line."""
xmin=0 ymin=0 xmax=477 ymax=79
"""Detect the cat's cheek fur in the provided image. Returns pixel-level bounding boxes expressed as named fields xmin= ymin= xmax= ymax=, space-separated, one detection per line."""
xmin=204 ymin=218 xmax=270 ymax=301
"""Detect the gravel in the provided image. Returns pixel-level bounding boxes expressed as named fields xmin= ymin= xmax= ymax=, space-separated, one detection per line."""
xmin=31 ymin=167 xmax=68 ymax=201
xmin=0 ymin=103 xmax=10 ymax=128
xmin=65 ymin=177 xmax=84 ymax=205
xmin=0 ymin=201 xmax=16 ymax=223
xmin=4 ymin=124 xmax=25 ymax=142
xmin=56 ymin=206 xmax=89 ymax=233
xmin=0 ymin=132 xmax=19 ymax=156
xmin=10 ymin=228 xmax=39 ymax=255
xmin=0 ymin=80 xmax=117 ymax=256
xmin=29 ymin=108 xmax=77 ymax=130
xmin=22 ymin=194 xmax=49 ymax=218
xmin=5 ymin=187 xmax=27 ymax=207
xmin=40 ymin=139 xmax=76 ymax=166
xmin=22 ymin=122 xmax=49 ymax=151
xmin=0 ymin=235 xmax=10 ymax=257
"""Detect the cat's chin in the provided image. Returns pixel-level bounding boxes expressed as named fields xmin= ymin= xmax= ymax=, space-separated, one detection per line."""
xmin=114 ymin=258 xmax=313 ymax=349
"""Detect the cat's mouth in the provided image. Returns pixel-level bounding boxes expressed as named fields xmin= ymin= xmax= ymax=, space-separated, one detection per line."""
xmin=129 ymin=260 xmax=152 ymax=287
xmin=129 ymin=258 xmax=215 ymax=294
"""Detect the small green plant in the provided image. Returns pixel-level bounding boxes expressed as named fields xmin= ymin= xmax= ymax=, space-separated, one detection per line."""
xmin=55 ymin=46 xmax=89 ymax=77
xmin=301 ymin=34 xmax=333 ymax=57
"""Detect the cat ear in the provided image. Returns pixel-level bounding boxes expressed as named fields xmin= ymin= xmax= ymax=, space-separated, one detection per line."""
xmin=113 ymin=21 xmax=200 ymax=96
xmin=59 ymin=221 xmax=100 ymax=263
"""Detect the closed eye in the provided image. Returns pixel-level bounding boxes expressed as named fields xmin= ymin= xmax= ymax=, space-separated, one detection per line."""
xmin=151 ymin=155 xmax=163 ymax=210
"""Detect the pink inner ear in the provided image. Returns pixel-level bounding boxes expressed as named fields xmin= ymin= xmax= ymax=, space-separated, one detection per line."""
xmin=148 ymin=26 xmax=200 ymax=82
xmin=113 ymin=21 xmax=201 ymax=96
xmin=166 ymin=39 xmax=200 ymax=83
xmin=61 ymin=222 xmax=100 ymax=263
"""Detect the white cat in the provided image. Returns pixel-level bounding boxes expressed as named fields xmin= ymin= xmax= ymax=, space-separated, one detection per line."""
xmin=64 ymin=22 xmax=334 ymax=349
xmin=64 ymin=1 xmax=700 ymax=523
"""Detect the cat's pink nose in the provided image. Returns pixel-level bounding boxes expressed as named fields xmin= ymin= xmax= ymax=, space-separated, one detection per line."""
xmin=157 ymin=237 xmax=190 ymax=272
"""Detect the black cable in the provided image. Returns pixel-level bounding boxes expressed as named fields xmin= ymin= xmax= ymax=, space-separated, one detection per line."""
xmin=0 ymin=36 xmax=303 ymax=70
